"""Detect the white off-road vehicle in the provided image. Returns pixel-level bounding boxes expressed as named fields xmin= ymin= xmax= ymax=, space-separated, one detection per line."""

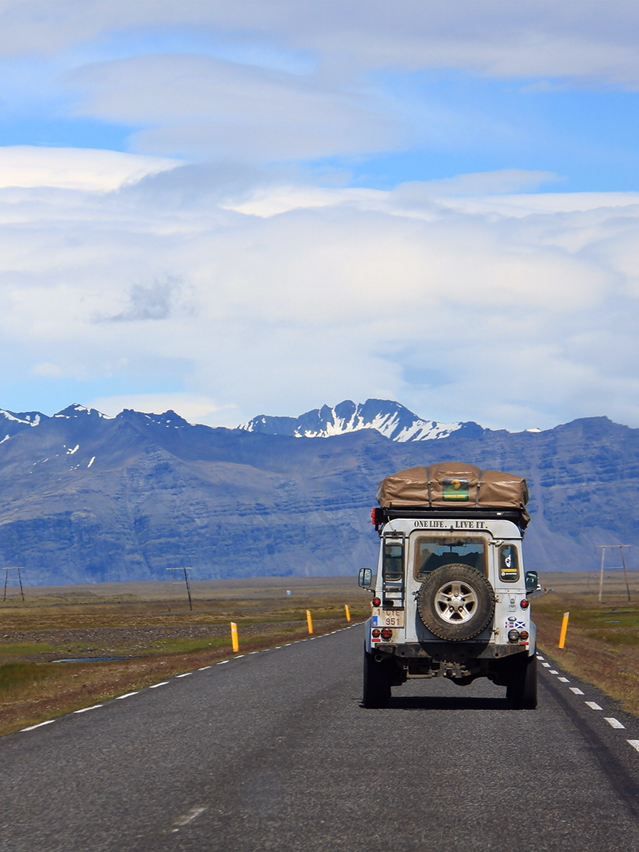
xmin=359 ymin=463 xmax=539 ymax=709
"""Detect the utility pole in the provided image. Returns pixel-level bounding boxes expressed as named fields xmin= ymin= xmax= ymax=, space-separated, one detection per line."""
xmin=598 ymin=546 xmax=606 ymax=604
xmin=620 ymin=545 xmax=632 ymax=602
xmin=597 ymin=545 xmax=632 ymax=603
xmin=2 ymin=566 xmax=25 ymax=602
xmin=167 ymin=567 xmax=193 ymax=611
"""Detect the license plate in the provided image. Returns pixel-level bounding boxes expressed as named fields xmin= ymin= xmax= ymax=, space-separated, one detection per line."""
xmin=373 ymin=609 xmax=405 ymax=628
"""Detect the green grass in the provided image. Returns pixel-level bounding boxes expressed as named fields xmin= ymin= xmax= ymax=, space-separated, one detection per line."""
xmin=0 ymin=643 xmax=57 ymax=656
xmin=148 ymin=637 xmax=230 ymax=655
xmin=0 ymin=663 xmax=58 ymax=692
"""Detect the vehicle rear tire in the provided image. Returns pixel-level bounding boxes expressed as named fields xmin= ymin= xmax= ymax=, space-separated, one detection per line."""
xmin=417 ymin=563 xmax=495 ymax=641
xmin=363 ymin=651 xmax=391 ymax=708
xmin=507 ymin=654 xmax=537 ymax=709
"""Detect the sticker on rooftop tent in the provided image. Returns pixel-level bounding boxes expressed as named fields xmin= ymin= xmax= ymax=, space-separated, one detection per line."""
xmin=443 ymin=478 xmax=470 ymax=501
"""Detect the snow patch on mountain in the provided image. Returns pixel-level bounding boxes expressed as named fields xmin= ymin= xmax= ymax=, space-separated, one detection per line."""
xmin=241 ymin=399 xmax=474 ymax=442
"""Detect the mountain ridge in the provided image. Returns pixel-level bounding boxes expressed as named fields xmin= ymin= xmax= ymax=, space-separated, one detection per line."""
xmin=0 ymin=401 xmax=637 ymax=584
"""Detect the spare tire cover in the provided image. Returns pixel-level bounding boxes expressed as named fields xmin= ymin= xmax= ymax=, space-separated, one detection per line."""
xmin=417 ymin=563 xmax=495 ymax=641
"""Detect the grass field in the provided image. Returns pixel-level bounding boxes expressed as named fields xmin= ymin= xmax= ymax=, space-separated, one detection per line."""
xmin=1 ymin=571 xmax=637 ymax=736
xmin=533 ymin=571 xmax=639 ymax=715
xmin=0 ymin=577 xmax=370 ymax=737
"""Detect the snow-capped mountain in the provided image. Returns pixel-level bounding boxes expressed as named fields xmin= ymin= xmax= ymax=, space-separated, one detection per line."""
xmin=0 ymin=398 xmax=637 ymax=582
xmin=241 ymin=399 xmax=482 ymax=442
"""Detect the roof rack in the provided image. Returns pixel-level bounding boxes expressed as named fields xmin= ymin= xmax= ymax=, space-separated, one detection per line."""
xmin=374 ymin=505 xmax=529 ymax=533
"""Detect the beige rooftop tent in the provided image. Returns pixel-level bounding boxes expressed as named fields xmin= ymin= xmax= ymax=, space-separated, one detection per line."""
xmin=377 ymin=462 xmax=529 ymax=522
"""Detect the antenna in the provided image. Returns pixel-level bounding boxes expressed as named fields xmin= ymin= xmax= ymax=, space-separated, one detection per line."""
xmin=167 ymin=566 xmax=193 ymax=611
xmin=597 ymin=545 xmax=632 ymax=603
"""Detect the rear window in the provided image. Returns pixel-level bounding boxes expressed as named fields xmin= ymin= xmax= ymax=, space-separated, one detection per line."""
xmin=383 ymin=541 xmax=404 ymax=581
xmin=498 ymin=544 xmax=520 ymax=583
xmin=413 ymin=534 xmax=487 ymax=581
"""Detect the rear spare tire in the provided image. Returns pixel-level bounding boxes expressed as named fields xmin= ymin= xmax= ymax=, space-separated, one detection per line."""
xmin=417 ymin=563 xmax=495 ymax=641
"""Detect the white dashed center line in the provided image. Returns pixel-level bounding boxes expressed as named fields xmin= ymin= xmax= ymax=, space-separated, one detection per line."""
xmin=542 ymin=662 xmax=551 ymax=668
xmin=570 ymin=687 xmax=585 ymax=695
xmin=604 ymin=718 xmax=625 ymax=729
xmin=548 ymin=669 xmax=558 ymax=674
xmin=171 ymin=805 xmax=207 ymax=833
xmin=585 ymin=701 xmax=602 ymax=711
xmin=557 ymin=677 xmax=570 ymax=683
xmin=628 ymin=740 xmax=639 ymax=753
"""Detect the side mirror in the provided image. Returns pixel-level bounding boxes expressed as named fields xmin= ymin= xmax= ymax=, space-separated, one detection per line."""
xmin=358 ymin=567 xmax=373 ymax=590
xmin=525 ymin=570 xmax=541 ymax=595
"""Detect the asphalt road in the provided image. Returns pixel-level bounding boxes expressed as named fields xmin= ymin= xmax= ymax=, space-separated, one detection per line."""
xmin=0 ymin=625 xmax=638 ymax=852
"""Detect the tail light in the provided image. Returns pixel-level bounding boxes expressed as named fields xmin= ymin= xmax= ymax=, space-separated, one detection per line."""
xmin=372 ymin=628 xmax=381 ymax=638
xmin=520 ymin=599 xmax=530 ymax=609
xmin=371 ymin=508 xmax=382 ymax=527
xmin=381 ymin=628 xmax=393 ymax=641
xmin=519 ymin=630 xmax=529 ymax=640
xmin=372 ymin=597 xmax=382 ymax=607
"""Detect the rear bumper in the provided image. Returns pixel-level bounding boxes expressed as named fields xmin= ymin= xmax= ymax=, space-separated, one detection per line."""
xmin=377 ymin=642 xmax=529 ymax=661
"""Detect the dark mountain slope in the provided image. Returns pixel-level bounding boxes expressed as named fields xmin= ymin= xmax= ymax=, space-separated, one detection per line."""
xmin=0 ymin=407 xmax=636 ymax=583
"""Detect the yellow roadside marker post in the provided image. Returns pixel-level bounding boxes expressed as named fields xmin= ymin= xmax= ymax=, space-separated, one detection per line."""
xmin=344 ymin=604 xmax=351 ymax=623
xmin=230 ymin=621 xmax=240 ymax=653
xmin=558 ymin=612 xmax=570 ymax=649
xmin=306 ymin=609 xmax=314 ymax=635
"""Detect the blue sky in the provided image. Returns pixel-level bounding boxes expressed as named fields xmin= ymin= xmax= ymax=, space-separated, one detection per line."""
xmin=0 ymin=2 xmax=638 ymax=430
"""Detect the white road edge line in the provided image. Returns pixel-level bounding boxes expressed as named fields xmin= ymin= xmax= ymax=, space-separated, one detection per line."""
xmin=198 ymin=666 xmax=211 ymax=670
xmin=628 ymin=740 xmax=639 ymax=752
xmin=73 ymin=704 xmax=103 ymax=714
xmin=149 ymin=682 xmax=169 ymax=688
xmin=605 ymin=718 xmax=625 ymax=729
xmin=115 ymin=691 xmax=139 ymax=700
xmin=585 ymin=701 xmax=602 ymax=711
xmin=176 ymin=673 xmax=192 ymax=678
xmin=21 ymin=720 xmax=55 ymax=732
xmin=570 ymin=687 xmax=585 ymax=695
xmin=235 ymin=654 xmax=245 ymax=659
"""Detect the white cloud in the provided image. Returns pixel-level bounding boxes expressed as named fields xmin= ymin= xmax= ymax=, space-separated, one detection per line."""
xmin=65 ymin=54 xmax=399 ymax=161
xmin=0 ymin=161 xmax=637 ymax=430
xmin=2 ymin=2 xmax=639 ymax=86
xmin=0 ymin=146 xmax=177 ymax=191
